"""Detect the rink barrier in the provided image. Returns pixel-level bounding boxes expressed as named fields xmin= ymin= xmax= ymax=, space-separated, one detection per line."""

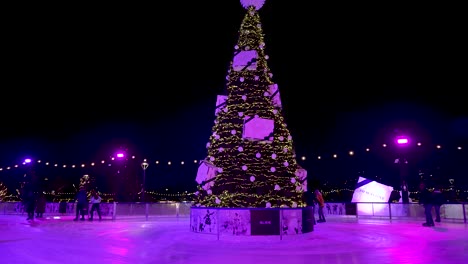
xmin=0 ymin=201 xmax=192 ymax=220
xmin=0 ymin=201 xmax=466 ymax=224
xmin=190 ymin=206 xmax=315 ymax=240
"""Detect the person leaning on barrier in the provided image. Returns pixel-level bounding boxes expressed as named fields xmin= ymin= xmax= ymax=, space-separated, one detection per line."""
xmin=418 ymin=182 xmax=434 ymax=227
xmin=432 ymin=185 xmax=445 ymax=223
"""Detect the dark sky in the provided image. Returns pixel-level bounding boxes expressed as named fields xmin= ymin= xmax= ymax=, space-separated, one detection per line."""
xmin=1 ymin=0 xmax=467 ymax=166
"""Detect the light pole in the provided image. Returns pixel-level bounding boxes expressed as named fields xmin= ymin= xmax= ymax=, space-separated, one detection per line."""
xmin=141 ymin=159 xmax=149 ymax=203
xmin=395 ymin=137 xmax=409 ymax=203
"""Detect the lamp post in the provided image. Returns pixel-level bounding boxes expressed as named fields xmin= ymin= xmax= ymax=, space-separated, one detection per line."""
xmin=141 ymin=159 xmax=149 ymax=203
xmin=396 ymin=137 xmax=409 ymax=203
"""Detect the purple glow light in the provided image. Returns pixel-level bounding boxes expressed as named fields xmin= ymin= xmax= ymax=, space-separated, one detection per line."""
xmin=24 ymin=158 xmax=32 ymax=163
xmin=116 ymin=153 xmax=124 ymax=158
xmin=397 ymin=138 xmax=408 ymax=144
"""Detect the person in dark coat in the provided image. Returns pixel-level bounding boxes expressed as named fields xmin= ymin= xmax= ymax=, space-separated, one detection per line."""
xmin=22 ymin=183 xmax=36 ymax=221
xmin=418 ymin=182 xmax=434 ymax=227
xmin=35 ymin=193 xmax=46 ymax=218
xmin=73 ymin=187 xmax=88 ymax=221
xmin=432 ymin=185 xmax=445 ymax=223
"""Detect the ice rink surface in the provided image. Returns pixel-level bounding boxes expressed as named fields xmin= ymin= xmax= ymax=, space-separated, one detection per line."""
xmin=1 ymin=215 xmax=467 ymax=264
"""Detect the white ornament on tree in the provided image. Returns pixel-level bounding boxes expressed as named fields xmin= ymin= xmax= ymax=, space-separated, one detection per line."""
xmin=210 ymin=156 xmax=215 ymax=161
xmin=292 ymin=202 xmax=298 ymax=208
xmin=290 ymin=177 xmax=296 ymax=183
xmin=250 ymin=176 xmax=255 ymax=182
xmin=207 ymin=190 xmax=212 ymax=195
xmin=238 ymin=146 xmax=244 ymax=152
xmin=238 ymin=112 xmax=244 ymax=117
xmin=271 ymin=153 xmax=277 ymax=159
xmin=242 ymin=165 xmax=248 ymax=170
xmin=218 ymin=147 xmax=224 ymax=152
xmin=274 ymin=184 xmax=280 ymax=190
xmin=218 ymin=167 xmax=223 ymax=173
xmin=242 ymin=95 xmax=247 ymax=100
xmin=283 ymin=161 xmax=289 ymax=167
xmin=270 ymin=167 xmax=276 ymax=172
xmin=215 ymin=197 xmax=221 ymax=204
xmin=231 ymin=130 xmax=236 ymax=135
xmin=256 ymin=152 xmax=261 ymax=158
xmin=279 ymin=136 xmax=284 ymax=141
xmin=265 ymin=202 xmax=271 ymax=208
xmin=240 ymin=77 xmax=245 ymax=82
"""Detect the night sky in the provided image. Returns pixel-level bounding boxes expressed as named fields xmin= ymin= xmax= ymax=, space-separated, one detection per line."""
xmin=1 ymin=1 xmax=466 ymax=188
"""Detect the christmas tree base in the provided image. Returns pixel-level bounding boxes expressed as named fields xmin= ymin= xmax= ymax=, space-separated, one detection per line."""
xmin=190 ymin=206 xmax=314 ymax=236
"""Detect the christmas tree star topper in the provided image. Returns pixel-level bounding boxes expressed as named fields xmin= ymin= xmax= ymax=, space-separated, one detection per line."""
xmin=240 ymin=0 xmax=265 ymax=10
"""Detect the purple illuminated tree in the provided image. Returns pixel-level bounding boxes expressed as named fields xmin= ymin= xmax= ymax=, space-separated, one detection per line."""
xmin=194 ymin=0 xmax=307 ymax=208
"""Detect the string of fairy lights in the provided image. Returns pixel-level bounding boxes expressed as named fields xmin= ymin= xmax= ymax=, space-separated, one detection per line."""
xmin=0 ymin=142 xmax=464 ymax=172
xmin=1 ymin=140 xmax=466 ymax=202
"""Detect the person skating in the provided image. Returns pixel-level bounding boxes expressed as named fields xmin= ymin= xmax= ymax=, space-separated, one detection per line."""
xmin=73 ymin=187 xmax=88 ymax=221
xmin=314 ymin=189 xmax=326 ymax=223
xmin=88 ymin=190 xmax=102 ymax=221
xmin=418 ymin=182 xmax=434 ymax=227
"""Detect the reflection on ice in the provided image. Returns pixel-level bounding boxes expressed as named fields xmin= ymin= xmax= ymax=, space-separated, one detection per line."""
xmin=0 ymin=215 xmax=467 ymax=264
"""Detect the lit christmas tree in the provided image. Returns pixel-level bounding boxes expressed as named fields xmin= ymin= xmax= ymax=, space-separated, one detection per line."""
xmin=0 ymin=182 xmax=7 ymax=201
xmin=194 ymin=0 xmax=307 ymax=208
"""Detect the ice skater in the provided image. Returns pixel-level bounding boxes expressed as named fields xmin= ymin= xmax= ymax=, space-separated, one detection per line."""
xmin=432 ymin=185 xmax=445 ymax=223
xmin=419 ymin=182 xmax=434 ymax=227
xmin=22 ymin=183 xmax=36 ymax=221
xmin=88 ymin=190 xmax=102 ymax=221
xmin=73 ymin=187 xmax=88 ymax=221
xmin=314 ymin=189 xmax=326 ymax=223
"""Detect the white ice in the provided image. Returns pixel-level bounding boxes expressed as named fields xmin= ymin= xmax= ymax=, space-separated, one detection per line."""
xmin=1 ymin=215 xmax=467 ymax=264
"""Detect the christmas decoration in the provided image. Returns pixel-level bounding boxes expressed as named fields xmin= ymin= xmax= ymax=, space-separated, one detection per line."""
xmin=240 ymin=0 xmax=265 ymax=10
xmin=195 ymin=160 xmax=220 ymax=191
xmin=193 ymin=3 xmax=306 ymax=208
xmin=242 ymin=115 xmax=274 ymax=141
xmin=215 ymin=95 xmax=228 ymax=116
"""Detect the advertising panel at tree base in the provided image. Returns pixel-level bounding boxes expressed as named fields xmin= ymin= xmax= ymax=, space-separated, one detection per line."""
xmin=250 ymin=209 xmax=280 ymax=235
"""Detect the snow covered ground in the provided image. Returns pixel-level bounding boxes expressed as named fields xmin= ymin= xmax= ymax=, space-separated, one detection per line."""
xmin=0 ymin=214 xmax=467 ymax=264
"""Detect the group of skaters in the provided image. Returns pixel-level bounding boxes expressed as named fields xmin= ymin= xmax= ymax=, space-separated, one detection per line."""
xmin=21 ymin=183 xmax=103 ymax=221
xmin=21 ymin=183 xmax=47 ymax=221
xmin=73 ymin=187 xmax=103 ymax=221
